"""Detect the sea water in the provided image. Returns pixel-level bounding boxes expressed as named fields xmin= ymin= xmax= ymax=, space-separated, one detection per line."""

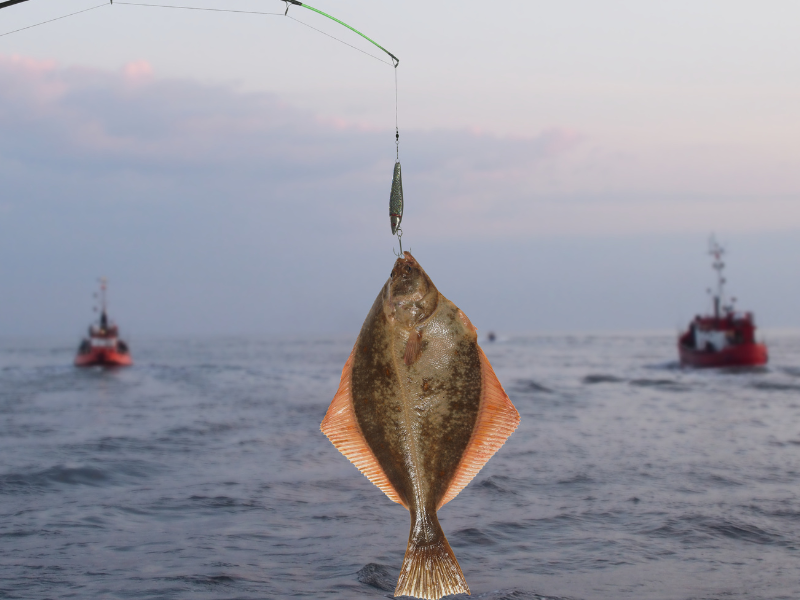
xmin=1 ymin=332 xmax=799 ymax=600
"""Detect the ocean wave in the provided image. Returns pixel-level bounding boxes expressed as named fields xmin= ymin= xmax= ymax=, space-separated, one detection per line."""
xmin=582 ymin=374 xmax=624 ymax=384
xmin=356 ymin=563 xmax=394 ymax=591
xmin=748 ymin=381 xmax=800 ymax=392
xmin=628 ymin=378 xmax=689 ymax=391
xmin=641 ymin=515 xmax=783 ymax=546
xmin=0 ymin=463 xmax=148 ymax=494
xmin=451 ymin=527 xmax=497 ymax=547
xmin=511 ymin=379 xmax=554 ymax=394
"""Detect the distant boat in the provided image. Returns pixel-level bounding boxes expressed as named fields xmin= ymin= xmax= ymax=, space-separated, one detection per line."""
xmin=74 ymin=278 xmax=133 ymax=368
xmin=677 ymin=238 xmax=767 ymax=368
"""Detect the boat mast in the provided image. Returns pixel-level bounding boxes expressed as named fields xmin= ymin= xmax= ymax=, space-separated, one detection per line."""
xmin=99 ymin=277 xmax=108 ymax=330
xmin=709 ymin=237 xmax=726 ymax=319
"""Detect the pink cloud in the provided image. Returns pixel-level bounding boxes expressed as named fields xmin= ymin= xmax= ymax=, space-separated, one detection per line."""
xmin=0 ymin=54 xmax=57 ymax=73
xmin=0 ymin=54 xmax=65 ymax=107
xmin=0 ymin=54 xmax=600 ymax=238
xmin=0 ymin=54 xmax=584 ymax=181
xmin=123 ymin=60 xmax=153 ymax=80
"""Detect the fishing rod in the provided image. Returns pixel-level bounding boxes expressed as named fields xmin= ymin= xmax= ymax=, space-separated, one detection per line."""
xmin=278 ymin=0 xmax=404 ymax=246
xmin=0 ymin=0 xmax=32 ymax=9
xmin=1 ymin=0 xmax=405 ymax=248
xmin=283 ymin=0 xmax=404 ymax=248
xmin=1 ymin=0 xmax=397 ymax=68
xmin=282 ymin=0 xmax=397 ymax=67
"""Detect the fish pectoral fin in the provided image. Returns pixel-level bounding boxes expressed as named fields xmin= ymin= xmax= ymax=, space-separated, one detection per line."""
xmin=437 ymin=346 xmax=520 ymax=509
xmin=403 ymin=328 xmax=423 ymax=366
xmin=320 ymin=346 xmax=408 ymax=509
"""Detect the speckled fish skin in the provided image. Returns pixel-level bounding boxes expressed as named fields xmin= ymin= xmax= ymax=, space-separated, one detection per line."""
xmin=321 ymin=252 xmax=520 ymax=600
xmin=353 ymin=254 xmax=481 ymax=511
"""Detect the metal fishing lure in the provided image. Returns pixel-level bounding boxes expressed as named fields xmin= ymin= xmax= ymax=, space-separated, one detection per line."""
xmin=390 ymin=161 xmax=403 ymax=235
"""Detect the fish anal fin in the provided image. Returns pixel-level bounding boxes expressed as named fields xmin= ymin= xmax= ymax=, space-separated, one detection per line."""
xmin=320 ymin=346 xmax=408 ymax=509
xmin=404 ymin=329 xmax=422 ymax=366
xmin=437 ymin=346 xmax=520 ymax=509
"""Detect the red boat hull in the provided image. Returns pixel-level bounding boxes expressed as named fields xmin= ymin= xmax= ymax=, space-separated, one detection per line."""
xmin=74 ymin=348 xmax=133 ymax=367
xmin=678 ymin=342 xmax=768 ymax=368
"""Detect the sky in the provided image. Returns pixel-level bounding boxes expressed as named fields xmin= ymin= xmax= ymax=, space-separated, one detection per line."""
xmin=1 ymin=0 xmax=799 ymax=337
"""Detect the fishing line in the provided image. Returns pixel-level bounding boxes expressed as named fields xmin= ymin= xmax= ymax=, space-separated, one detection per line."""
xmin=114 ymin=1 xmax=395 ymax=67
xmin=280 ymin=0 xmax=405 ymax=247
xmin=285 ymin=15 xmax=391 ymax=66
xmin=390 ymin=46 xmax=402 ymax=253
xmin=391 ymin=62 xmax=403 ymax=255
xmin=2 ymin=0 xmax=404 ymax=249
xmin=114 ymin=3 xmax=283 ymax=17
xmin=0 ymin=2 xmax=107 ymax=38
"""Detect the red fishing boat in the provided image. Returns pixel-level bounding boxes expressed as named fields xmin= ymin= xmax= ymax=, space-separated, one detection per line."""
xmin=678 ymin=239 xmax=767 ymax=368
xmin=74 ymin=278 xmax=133 ymax=368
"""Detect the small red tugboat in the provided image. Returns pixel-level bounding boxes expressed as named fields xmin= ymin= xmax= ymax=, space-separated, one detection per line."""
xmin=75 ymin=278 xmax=133 ymax=368
xmin=678 ymin=239 xmax=768 ymax=368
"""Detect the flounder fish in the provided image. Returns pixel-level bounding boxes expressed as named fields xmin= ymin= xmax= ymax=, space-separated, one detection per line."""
xmin=321 ymin=252 xmax=520 ymax=600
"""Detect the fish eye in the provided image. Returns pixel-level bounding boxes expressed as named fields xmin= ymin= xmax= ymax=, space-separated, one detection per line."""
xmin=406 ymin=265 xmax=412 ymax=272
xmin=391 ymin=270 xmax=395 ymax=277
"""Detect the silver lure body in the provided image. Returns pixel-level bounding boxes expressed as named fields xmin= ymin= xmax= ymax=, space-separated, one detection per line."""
xmin=390 ymin=161 xmax=403 ymax=235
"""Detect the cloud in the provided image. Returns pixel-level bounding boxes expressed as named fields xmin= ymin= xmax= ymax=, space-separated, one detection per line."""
xmin=0 ymin=53 xmax=797 ymax=247
xmin=0 ymin=56 xmax=798 ymax=335
xmin=123 ymin=59 xmax=153 ymax=80
xmin=0 ymin=54 xmax=586 ymax=238
xmin=1 ymin=53 xmax=576 ymax=175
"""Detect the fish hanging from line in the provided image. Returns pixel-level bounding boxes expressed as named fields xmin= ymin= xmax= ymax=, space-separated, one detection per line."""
xmin=321 ymin=252 xmax=520 ymax=600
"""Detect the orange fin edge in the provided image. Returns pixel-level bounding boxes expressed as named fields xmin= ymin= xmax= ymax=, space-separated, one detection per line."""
xmin=437 ymin=345 xmax=520 ymax=509
xmin=320 ymin=345 xmax=408 ymax=509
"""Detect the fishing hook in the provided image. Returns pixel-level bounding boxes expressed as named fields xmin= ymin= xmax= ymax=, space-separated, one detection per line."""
xmin=393 ymin=228 xmax=404 ymax=257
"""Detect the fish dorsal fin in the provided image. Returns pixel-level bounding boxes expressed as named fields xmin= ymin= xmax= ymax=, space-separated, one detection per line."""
xmin=437 ymin=344 xmax=520 ymax=509
xmin=321 ymin=346 xmax=408 ymax=509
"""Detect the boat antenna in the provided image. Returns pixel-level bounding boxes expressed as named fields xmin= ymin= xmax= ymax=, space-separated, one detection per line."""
xmin=708 ymin=236 xmax=726 ymax=318
xmin=98 ymin=277 xmax=109 ymax=325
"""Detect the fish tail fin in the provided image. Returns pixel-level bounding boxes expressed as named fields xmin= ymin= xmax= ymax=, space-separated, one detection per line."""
xmin=395 ymin=511 xmax=469 ymax=600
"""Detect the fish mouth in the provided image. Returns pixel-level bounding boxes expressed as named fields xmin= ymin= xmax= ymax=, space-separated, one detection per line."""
xmin=386 ymin=252 xmax=439 ymax=327
xmin=391 ymin=252 xmax=417 ymax=275
xmin=395 ymin=251 xmax=415 ymax=265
